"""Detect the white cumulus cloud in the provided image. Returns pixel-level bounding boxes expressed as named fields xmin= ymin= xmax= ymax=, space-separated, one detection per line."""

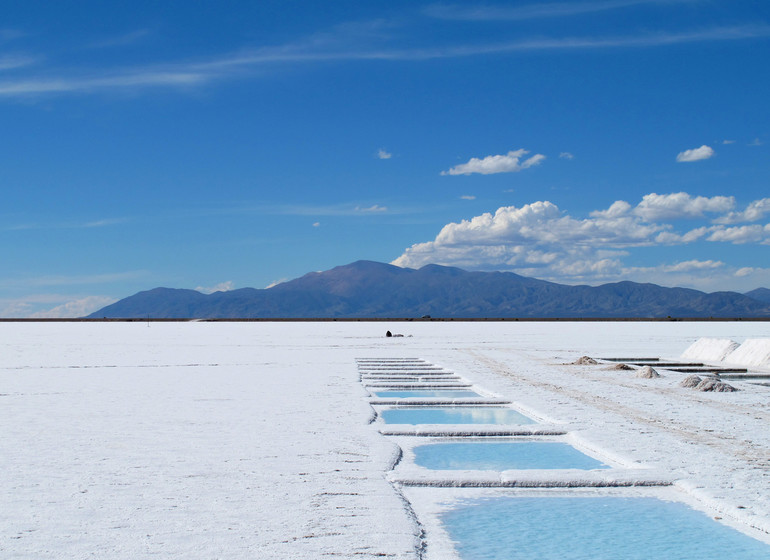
xmin=676 ymin=145 xmax=715 ymax=162
xmin=391 ymin=192 xmax=770 ymax=288
xmin=707 ymin=224 xmax=770 ymax=244
xmin=377 ymin=148 xmax=392 ymax=159
xmin=441 ymin=149 xmax=545 ymax=176
xmin=714 ymin=198 xmax=770 ymax=224
xmin=633 ymin=192 xmax=733 ymax=221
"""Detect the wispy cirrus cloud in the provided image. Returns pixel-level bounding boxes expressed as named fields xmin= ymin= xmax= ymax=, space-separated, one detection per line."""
xmin=3 ymin=217 xmax=129 ymax=231
xmin=0 ymin=29 xmax=26 ymax=42
xmin=425 ymin=0 xmax=698 ymax=21
xmin=355 ymin=204 xmax=388 ymax=213
xmin=0 ymin=54 xmax=39 ymax=71
xmin=1 ymin=21 xmax=768 ymax=97
xmin=89 ymin=28 xmax=152 ymax=49
xmin=20 ymin=271 xmax=148 ymax=288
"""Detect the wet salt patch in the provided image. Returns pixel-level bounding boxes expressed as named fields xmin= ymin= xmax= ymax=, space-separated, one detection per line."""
xmin=378 ymin=406 xmax=532 ymax=425
xmin=373 ymin=390 xmax=482 ymax=399
xmin=404 ymin=487 xmax=770 ymax=560
xmin=443 ymin=495 xmax=770 ymax=559
xmin=412 ymin=440 xmax=610 ymax=471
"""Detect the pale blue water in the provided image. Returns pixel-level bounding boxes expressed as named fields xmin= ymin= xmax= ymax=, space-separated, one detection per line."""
xmin=414 ymin=441 xmax=608 ymax=470
xmin=380 ymin=407 xmax=534 ymax=425
xmin=442 ymin=497 xmax=770 ymax=559
xmin=373 ymin=390 xmax=481 ymax=398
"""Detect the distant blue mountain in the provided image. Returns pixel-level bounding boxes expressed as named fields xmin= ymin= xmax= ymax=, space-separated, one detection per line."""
xmin=88 ymin=261 xmax=770 ymax=319
xmin=745 ymin=287 xmax=770 ymax=304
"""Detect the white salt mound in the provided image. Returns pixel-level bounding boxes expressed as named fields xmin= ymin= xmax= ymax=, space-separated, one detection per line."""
xmin=695 ymin=379 xmax=738 ymax=392
xmin=722 ymin=338 xmax=770 ymax=368
xmin=679 ymin=375 xmax=703 ymax=388
xmin=681 ymin=338 xmax=740 ymax=363
xmin=636 ymin=366 xmax=661 ymax=378
xmin=605 ymin=363 xmax=634 ymax=371
xmin=571 ymin=356 xmax=598 ymax=365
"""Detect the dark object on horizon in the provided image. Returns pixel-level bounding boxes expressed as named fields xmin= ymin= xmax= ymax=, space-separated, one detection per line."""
xmin=88 ymin=260 xmax=770 ymax=319
xmin=386 ymin=330 xmax=392 ymax=337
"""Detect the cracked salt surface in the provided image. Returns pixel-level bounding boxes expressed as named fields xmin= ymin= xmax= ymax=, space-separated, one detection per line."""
xmin=3 ymin=321 xmax=770 ymax=558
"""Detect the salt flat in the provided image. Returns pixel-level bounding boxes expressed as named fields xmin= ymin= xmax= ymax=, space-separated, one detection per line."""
xmin=1 ymin=321 xmax=769 ymax=558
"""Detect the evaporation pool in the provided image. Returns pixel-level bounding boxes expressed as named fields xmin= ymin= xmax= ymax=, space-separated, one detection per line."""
xmin=414 ymin=441 xmax=608 ymax=470
xmin=442 ymin=496 xmax=770 ymax=559
xmin=373 ymin=390 xmax=481 ymax=398
xmin=380 ymin=406 xmax=534 ymax=425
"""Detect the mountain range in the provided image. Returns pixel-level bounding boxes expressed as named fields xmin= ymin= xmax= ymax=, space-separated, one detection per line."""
xmin=88 ymin=261 xmax=770 ymax=319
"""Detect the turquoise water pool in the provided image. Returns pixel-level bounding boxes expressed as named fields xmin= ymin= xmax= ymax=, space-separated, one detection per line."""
xmin=373 ymin=390 xmax=481 ymax=398
xmin=442 ymin=496 xmax=770 ymax=559
xmin=414 ymin=441 xmax=608 ymax=470
xmin=380 ymin=407 xmax=534 ymax=425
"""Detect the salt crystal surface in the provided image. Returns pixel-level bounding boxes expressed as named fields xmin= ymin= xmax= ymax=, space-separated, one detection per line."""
xmin=2 ymin=321 xmax=770 ymax=558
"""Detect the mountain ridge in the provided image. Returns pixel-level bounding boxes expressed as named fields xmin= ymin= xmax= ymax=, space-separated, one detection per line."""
xmin=88 ymin=260 xmax=770 ymax=319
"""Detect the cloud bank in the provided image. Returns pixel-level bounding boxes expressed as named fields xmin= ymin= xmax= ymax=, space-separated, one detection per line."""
xmin=392 ymin=192 xmax=770 ymax=289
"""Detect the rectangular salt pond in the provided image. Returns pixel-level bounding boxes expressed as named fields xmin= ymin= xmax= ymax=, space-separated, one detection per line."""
xmin=441 ymin=496 xmax=770 ymax=559
xmin=414 ymin=441 xmax=608 ymax=470
xmin=380 ymin=407 xmax=534 ymax=425
xmin=373 ymin=390 xmax=481 ymax=398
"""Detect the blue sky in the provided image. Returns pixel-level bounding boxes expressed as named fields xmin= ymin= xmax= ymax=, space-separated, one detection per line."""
xmin=1 ymin=0 xmax=768 ymax=317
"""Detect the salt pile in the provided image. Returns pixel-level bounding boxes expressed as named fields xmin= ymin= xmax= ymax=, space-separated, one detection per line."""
xmin=695 ymin=379 xmax=738 ymax=392
xmin=723 ymin=339 xmax=770 ymax=368
xmin=605 ymin=363 xmax=634 ymax=371
xmin=679 ymin=375 xmax=703 ymax=388
xmin=570 ymin=356 xmax=598 ymax=365
xmin=636 ymin=366 xmax=661 ymax=378
xmin=681 ymin=338 xmax=740 ymax=363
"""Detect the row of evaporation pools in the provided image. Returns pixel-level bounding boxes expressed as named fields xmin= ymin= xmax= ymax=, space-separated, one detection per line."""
xmin=358 ymin=358 xmax=770 ymax=559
